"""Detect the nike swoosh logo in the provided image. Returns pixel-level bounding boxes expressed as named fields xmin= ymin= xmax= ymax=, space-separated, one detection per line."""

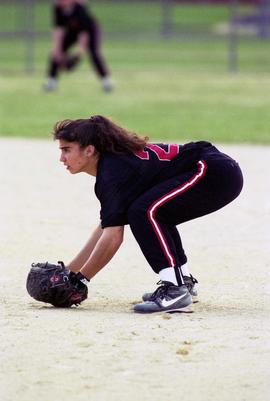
xmin=161 ymin=293 xmax=187 ymax=308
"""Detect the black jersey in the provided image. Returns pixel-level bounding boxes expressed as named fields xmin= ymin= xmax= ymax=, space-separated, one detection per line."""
xmin=95 ymin=141 xmax=216 ymax=228
xmin=54 ymin=2 xmax=95 ymax=34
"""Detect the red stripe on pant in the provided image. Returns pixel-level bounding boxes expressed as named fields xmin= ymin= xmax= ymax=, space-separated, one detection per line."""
xmin=147 ymin=160 xmax=207 ymax=268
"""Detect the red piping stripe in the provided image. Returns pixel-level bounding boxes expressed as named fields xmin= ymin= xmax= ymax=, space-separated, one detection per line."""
xmin=147 ymin=160 xmax=207 ymax=267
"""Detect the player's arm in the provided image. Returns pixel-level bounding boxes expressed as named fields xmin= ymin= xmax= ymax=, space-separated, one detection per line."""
xmin=77 ymin=5 xmax=91 ymax=56
xmin=77 ymin=31 xmax=89 ymax=56
xmin=80 ymin=226 xmax=124 ymax=280
xmin=68 ymin=224 xmax=104 ymax=272
xmin=52 ymin=27 xmax=65 ymax=62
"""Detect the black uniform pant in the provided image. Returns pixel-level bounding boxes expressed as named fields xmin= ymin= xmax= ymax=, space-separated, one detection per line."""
xmin=127 ymin=155 xmax=243 ymax=285
xmin=48 ymin=21 xmax=109 ymax=79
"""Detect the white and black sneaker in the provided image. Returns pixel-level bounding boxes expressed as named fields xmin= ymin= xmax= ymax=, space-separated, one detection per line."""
xmin=134 ymin=281 xmax=192 ymax=314
xmin=102 ymin=76 xmax=113 ymax=93
xmin=43 ymin=78 xmax=58 ymax=92
xmin=142 ymin=275 xmax=199 ymax=303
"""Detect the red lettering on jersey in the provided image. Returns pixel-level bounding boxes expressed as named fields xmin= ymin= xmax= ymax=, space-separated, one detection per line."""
xmin=135 ymin=144 xmax=179 ymax=161
xmin=135 ymin=149 xmax=150 ymax=160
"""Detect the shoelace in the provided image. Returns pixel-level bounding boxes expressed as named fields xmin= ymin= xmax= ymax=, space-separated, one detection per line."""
xmin=148 ymin=280 xmax=171 ymax=302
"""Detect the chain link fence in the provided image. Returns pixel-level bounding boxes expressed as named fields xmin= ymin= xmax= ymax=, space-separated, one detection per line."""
xmin=0 ymin=0 xmax=270 ymax=73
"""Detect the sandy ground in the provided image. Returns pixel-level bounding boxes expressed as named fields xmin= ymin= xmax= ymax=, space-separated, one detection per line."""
xmin=0 ymin=138 xmax=269 ymax=401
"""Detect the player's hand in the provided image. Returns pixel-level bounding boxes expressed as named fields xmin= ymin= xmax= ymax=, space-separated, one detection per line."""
xmin=69 ymin=271 xmax=90 ymax=287
xmin=63 ymin=54 xmax=81 ymax=71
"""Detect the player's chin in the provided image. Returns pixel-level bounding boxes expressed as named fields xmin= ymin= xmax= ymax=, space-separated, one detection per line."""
xmin=66 ymin=165 xmax=84 ymax=174
xmin=69 ymin=168 xmax=82 ymax=175
xmin=66 ymin=166 xmax=75 ymax=174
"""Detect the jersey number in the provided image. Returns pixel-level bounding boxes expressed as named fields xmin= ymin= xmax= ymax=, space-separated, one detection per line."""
xmin=135 ymin=144 xmax=179 ymax=161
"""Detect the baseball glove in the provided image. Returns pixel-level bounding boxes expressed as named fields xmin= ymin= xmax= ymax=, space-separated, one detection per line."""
xmin=63 ymin=54 xmax=81 ymax=71
xmin=26 ymin=261 xmax=88 ymax=308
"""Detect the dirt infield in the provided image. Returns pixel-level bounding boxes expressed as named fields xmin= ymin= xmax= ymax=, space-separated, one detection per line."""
xmin=0 ymin=138 xmax=269 ymax=401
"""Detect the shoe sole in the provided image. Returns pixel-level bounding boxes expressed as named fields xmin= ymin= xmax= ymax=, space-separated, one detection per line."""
xmin=134 ymin=307 xmax=194 ymax=314
xmin=134 ymin=302 xmax=194 ymax=314
xmin=166 ymin=306 xmax=194 ymax=313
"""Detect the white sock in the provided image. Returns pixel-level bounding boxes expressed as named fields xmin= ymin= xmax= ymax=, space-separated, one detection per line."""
xmin=180 ymin=263 xmax=190 ymax=277
xmin=102 ymin=76 xmax=113 ymax=92
xmin=44 ymin=78 xmax=57 ymax=90
xmin=48 ymin=77 xmax=56 ymax=85
xmin=159 ymin=268 xmax=178 ymax=285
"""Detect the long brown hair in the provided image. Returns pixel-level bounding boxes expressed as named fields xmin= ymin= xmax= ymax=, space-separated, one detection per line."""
xmin=53 ymin=115 xmax=149 ymax=154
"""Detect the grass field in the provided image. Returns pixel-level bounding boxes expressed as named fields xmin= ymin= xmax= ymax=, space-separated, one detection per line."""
xmin=0 ymin=2 xmax=270 ymax=143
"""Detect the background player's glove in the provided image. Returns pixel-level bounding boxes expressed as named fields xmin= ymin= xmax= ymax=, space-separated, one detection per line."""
xmin=26 ymin=261 xmax=88 ymax=308
xmin=62 ymin=54 xmax=81 ymax=71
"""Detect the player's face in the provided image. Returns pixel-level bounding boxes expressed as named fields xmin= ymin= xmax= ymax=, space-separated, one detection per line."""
xmin=59 ymin=139 xmax=98 ymax=176
xmin=57 ymin=0 xmax=75 ymax=9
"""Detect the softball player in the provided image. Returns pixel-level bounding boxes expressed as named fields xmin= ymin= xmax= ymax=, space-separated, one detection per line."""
xmin=43 ymin=0 xmax=112 ymax=92
xmin=53 ymin=115 xmax=243 ymax=314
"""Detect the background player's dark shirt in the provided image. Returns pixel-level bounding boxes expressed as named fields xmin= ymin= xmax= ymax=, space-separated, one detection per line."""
xmin=54 ymin=3 xmax=95 ymax=35
xmin=95 ymin=141 xmax=217 ymax=228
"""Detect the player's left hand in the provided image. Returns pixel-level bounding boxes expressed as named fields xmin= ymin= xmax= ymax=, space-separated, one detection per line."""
xmin=26 ymin=261 xmax=88 ymax=308
xmin=63 ymin=54 xmax=81 ymax=71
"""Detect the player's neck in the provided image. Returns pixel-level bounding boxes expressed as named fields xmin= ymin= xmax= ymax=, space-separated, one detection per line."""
xmin=84 ymin=154 xmax=99 ymax=176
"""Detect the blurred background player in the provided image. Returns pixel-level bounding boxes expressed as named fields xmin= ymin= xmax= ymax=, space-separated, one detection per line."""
xmin=43 ymin=0 xmax=112 ymax=92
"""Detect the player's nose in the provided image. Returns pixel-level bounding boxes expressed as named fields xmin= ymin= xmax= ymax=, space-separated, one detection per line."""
xmin=60 ymin=153 xmax=66 ymax=163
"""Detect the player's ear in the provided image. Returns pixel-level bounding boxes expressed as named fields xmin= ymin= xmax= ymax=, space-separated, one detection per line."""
xmin=85 ymin=145 xmax=96 ymax=157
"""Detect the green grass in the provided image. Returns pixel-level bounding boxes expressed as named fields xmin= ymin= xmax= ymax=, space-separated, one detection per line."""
xmin=1 ymin=40 xmax=270 ymax=144
xmin=0 ymin=2 xmax=270 ymax=144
